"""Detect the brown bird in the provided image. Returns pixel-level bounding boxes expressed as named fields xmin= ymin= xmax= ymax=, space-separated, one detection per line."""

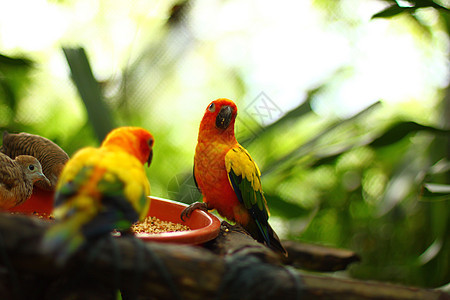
xmin=1 ymin=131 xmax=69 ymax=191
xmin=0 ymin=153 xmax=50 ymax=209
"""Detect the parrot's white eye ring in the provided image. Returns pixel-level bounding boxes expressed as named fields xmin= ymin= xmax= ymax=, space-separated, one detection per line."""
xmin=208 ymin=103 xmax=215 ymax=112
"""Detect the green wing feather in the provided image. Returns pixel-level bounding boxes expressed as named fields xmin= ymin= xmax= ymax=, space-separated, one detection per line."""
xmin=45 ymin=165 xmax=142 ymax=264
xmin=55 ymin=166 xmax=141 ymax=232
xmin=225 ymin=146 xmax=271 ymax=245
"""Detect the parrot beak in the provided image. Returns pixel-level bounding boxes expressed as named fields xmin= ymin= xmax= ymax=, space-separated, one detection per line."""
xmin=216 ymin=105 xmax=233 ymax=130
xmin=147 ymin=149 xmax=153 ymax=167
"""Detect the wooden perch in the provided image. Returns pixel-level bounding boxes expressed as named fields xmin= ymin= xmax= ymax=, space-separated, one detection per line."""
xmin=0 ymin=213 xmax=448 ymax=300
xmin=283 ymin=240 xmax=361 ymax=271
xmin=205 ymin=222 xmax=283 ymax=264
xmin=207 ymin=222 xmax=360 ymax=271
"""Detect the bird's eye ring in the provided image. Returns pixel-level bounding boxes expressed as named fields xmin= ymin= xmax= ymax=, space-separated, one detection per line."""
xmin=208 ymin=103 xmax=215 ymax=112
xmin=28 ymin=165 xmax=35 ymax=171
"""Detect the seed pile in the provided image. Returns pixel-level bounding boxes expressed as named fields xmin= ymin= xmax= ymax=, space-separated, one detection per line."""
xmin=131 ymin=216 xmax=190 ymax=234
xmin=9 ymin=211 xmax=55 ymax=220
xmin=10 ymin=212 xmax=189 ymax=234
xmin=32 ymin=212 xmax=55 ymax=220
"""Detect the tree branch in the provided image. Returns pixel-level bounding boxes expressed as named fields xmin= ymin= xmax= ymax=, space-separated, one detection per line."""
xmin=0 ymin=213 xmax=447 ymax=300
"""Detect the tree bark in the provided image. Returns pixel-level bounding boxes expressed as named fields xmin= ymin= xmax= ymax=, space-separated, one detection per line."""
xmin=0 ymin=213 xmax=448 ymax=300
xmin=283 ymin=240 xmax=361 ymax=272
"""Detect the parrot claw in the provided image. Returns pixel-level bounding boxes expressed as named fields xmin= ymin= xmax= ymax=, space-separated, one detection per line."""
xmin=180 ymin=202 xmax=209 ymax=222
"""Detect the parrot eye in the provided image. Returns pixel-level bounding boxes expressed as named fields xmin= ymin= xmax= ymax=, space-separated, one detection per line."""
xmin=148 ymin=138 xmax=154 ymax=147
xmin=208 ymin=103 xmax=215 ymax=112
xmin=28 ymin=165 xmax=35 ymax=171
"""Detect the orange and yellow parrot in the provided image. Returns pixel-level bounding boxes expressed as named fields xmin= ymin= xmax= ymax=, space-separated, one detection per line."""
xmin=181 ymin=98 xmax=287 ymax=256
xmin=42 ymin=127 xmax=154 ymax=263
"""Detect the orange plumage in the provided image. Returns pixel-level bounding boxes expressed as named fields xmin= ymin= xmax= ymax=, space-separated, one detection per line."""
xmin=182 ymin=99 xmax=287 ymax=256
xmin=42 ymin=127 xmax=154 ymax=263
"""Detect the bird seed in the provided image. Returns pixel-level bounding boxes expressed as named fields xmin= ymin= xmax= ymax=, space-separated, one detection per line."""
xmin=131 ymin=216 xmax=190 ymax=234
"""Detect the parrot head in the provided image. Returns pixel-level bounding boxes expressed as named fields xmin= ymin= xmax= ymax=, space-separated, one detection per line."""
xmin=102 ymin=127 xmax=154 ymax=167
xmin=200 ymin=98 xmax=238 ymax=134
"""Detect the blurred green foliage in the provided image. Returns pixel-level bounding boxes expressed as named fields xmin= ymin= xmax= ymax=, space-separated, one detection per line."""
xmin=0 ymin=0 xmax=449 ymax=289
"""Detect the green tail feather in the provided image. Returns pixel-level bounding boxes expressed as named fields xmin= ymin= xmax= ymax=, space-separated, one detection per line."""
xmin=41 ymin=217 xmax=87 ymax=264
xmin=246 ymin=219 xmax=288 ymax=257
xmin=266 ymin=224 xmax=288 ymax=257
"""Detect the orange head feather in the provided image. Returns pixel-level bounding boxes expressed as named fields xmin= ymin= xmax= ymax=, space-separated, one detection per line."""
xmin=198 ymin=98 xmax=238 ymax=143
xmin=101 ymin=127 xmax=154 ymax=166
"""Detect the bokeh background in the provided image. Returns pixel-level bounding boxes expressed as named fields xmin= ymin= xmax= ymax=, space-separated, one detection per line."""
xmin=1 ymin=0 xmax=449 ymax=288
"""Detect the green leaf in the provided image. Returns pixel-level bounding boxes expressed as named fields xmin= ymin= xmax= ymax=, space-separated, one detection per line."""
xmin=372 ymin=5 xmax=410 ymax=19
xmin=63 ymin=47 xmax=115 ymax=142
xmin=265 ymin=194 xmax=311 ymax=219
xmin=369 ymin=121 xmax=450 ymax=148
xmin=0 ymin=53 xmax=34 ymax=114
xmin=413 ymin=0 xmax=450 ymax=11
xmin=257 ymin=92 xmax=313 ymax=133
xmin=372 ymin=1 xmax=450 ymax=19
xmin=377 ymin=142 xmax=432 ymax=216
xmin=418 ymin=238 xmax=443 ymax=265
xmin=309 ymin=151 xmax=342 ymax=168
xmin=262 ymin=101 xmax=381 ymax=175
xmin=240 ymin=92 xmax=313 ymax=146
xmin=0 ymin=76 xmax=16 ymax=111
xmin=423 ymin=183 xmax=450 ymax=196
xmin=428 ymin=159 xmax=450 ymax=176
xmin=0 ymin=53 xmax=33 ymax=68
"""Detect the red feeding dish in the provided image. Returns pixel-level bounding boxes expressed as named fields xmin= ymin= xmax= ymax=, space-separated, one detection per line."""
xmin=7 ymin=188 xmax=54 ymax=215
xmin=8 ymin=192 xmax=221 ymax=245
xmin=136 ymin=196 xmax=221 ymax=245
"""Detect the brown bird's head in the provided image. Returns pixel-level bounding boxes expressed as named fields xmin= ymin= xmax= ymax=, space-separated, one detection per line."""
xmin=2 ymin=131 xmax=70 ymax=191
xmin=15 ymin=155 xmax=51 ymax=186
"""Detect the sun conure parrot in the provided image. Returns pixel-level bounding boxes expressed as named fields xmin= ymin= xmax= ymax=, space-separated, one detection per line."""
xmin=181 ymin=98 xmax=287 ymax=256
xmin=42 ymin=126 xmax=154 ymax=263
